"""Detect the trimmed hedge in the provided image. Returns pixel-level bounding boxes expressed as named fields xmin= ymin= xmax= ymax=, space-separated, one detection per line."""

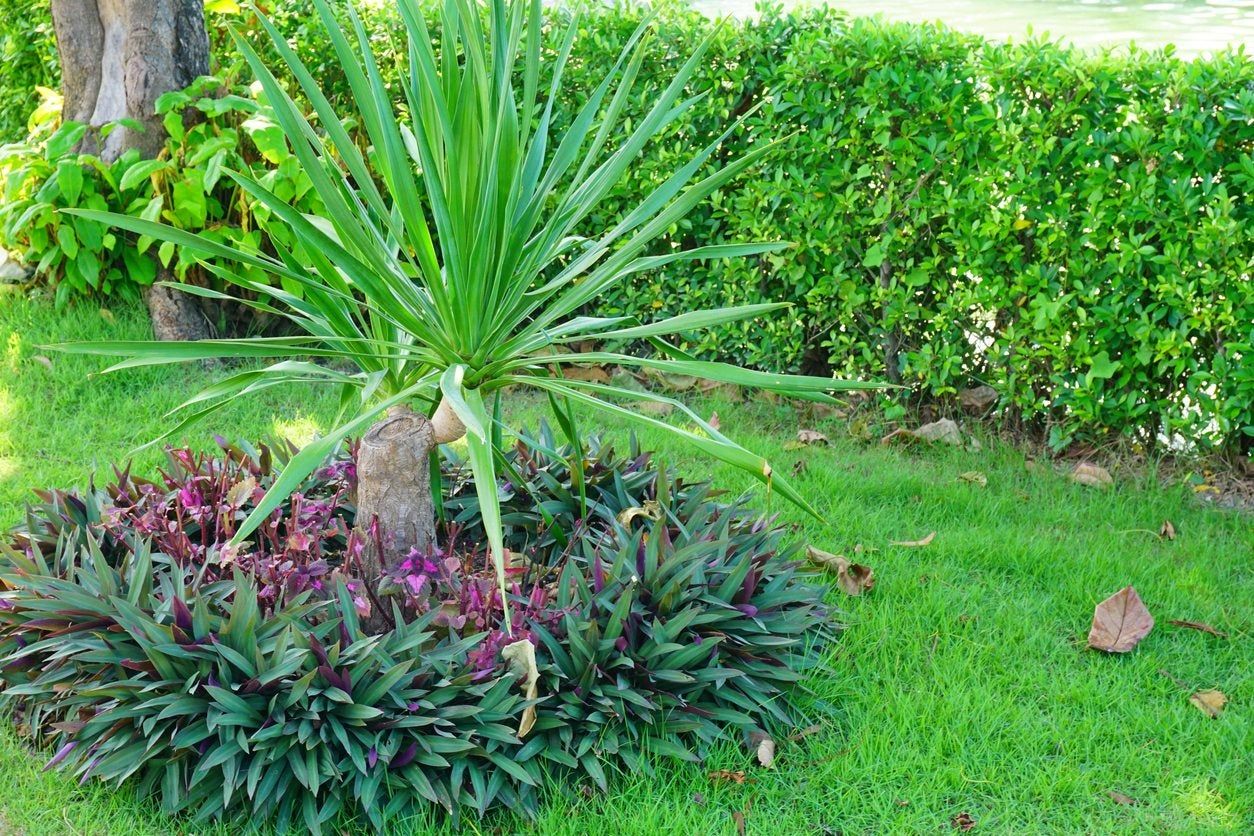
xmin=0 ymin=432 xmax=831 ymax=830
xmin=2 ymin=1 xmax=1251 ymax=448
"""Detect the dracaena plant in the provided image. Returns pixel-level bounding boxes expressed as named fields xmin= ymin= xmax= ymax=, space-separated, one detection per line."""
xmin=57 ymin=0 xmax=877 ymax=595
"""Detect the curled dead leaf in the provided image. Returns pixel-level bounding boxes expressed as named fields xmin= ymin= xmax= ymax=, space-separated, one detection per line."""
xmin=890 ymin=531 xmax=936 ymax=548
xmin=502 ymin=639 xmax=540 ymax=737
xmin=617 ymin=500 xmax=662 ymax=527
xmin=1167 ymin=619 xmax=1227 ymax=639
xmin=1070 ymin=462 xmax=1113 ymax=488
xmin=957 ymin=471 xmax=988 ymax=487
xmin=732 ymin=810 xmax=746 ymax=836
xmin=1087 ymin=586 xmax=1153 ymax=653
xmin=882 ymin=419 xmax=962 ymax=447
xmin=787 ymin=724 xmax=823 ymax=742
xmin=636 ymin=401 xmax=675 ymax=417
xmin=225 ymin=476 xmax=257 ymax=508
xmin=1189 ymin=689 xmax=1227 ymax=718
xmin=951 ymin=811 xmax=976 ymax=831
xmin=560 ymin=365 xmax=611 ymax=384
xmin=1159 ymin=520 xmax=1176 ymax=541
xmin=785 ymin=428 xmax=829 ymax=450
xmin=707 ymin=770 xmax=748 ymax=784
xmin=806 ymin=546 xmax=874 ymax=596
xmin=748 ymin=730 xmax=775 ymax=768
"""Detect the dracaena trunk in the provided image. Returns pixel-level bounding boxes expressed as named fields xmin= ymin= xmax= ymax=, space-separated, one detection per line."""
xmin=355 ymin=400 xmax=467 ymax=581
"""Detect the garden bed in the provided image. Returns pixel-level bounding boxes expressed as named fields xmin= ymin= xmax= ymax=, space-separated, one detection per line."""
xmin=0 ymin=430 xmax=831 ymax=831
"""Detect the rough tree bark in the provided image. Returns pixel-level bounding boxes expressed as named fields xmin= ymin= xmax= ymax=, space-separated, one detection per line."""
xmin=51 ymin=0 xmax=211 ymax=341
xmin=356 ymin=401 xmax=467 ymax=581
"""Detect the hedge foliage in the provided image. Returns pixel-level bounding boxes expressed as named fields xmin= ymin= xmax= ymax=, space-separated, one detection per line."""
xmin=1 ymin=1 xmax=1250 ymax=448
xmin=0 ymin=432 xmax=831 ymax=830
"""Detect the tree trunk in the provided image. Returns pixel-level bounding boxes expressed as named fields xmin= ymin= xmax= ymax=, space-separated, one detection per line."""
xmin=51 ymin=0 xmax=211 ymax=340
xmin=356 ymin=402 xmax=468 ymax=581
xmin=144 ymin=270 xmax=211 ymax=340
xmin=357 ymin=405 xmax=439 ymax=581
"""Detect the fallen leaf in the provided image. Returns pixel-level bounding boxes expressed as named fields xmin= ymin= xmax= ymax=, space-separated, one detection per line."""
xmin=951 ymin=811 xmax=976 ymax=831
xmin=1159 ymin=520 xmax=1176 ymax=540
xmin=748 ymin=730 xmax=775 ymax=768
xmin=957 ymin=471 xmax=988 ymax=487
xmin=502 ymin=639 xmax=540 ymax=737
xmin=707 ymin=770 xmax=748 ymax=784
xmin=959 ymin=385 xmax=998 ymax=412
xmin=636 ymin=401 xmax=675 ymax=417
xmin=225 ymin=476 xmax=257 ymax=508
xmin=617 ymin=500 xmax=662 ymax=527
xmin=890 ymin=531 xmax=936 ymax=548
xmin=732 ymin=810 xmax=746 ymax=836
xmin=31 ymin=354 xmax=52 ymax=370
xmin=1108 ymin=791 xmax=1136 ymax=806
xmin=1070 ymin=462 xmax=1113 ymax=488
xmin=787 ymin=724 xmax=823 ymax=742
xmin=708 ymin=411 xmax=720 ymax=431
xmin=1087 ymin=586 xmax=1154 ymax=653
xmin=881 ymin=419 xmax=962 ymax=446
xmin=806 ymin=546 xmax=875 ymax=596
xmin=1167 ymin=619 xmax=1227 ymax=639
xmin=561 ymin=365 xmax=611 ymax=384
xmin=785 ymin=428 xmax=829 ymax=450
xmin=1189 ymin=689 xmax=1227 ymax=718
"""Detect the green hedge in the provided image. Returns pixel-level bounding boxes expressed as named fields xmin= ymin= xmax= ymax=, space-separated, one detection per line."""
xmin=2 ymin=1 xmax=1251 ymax=449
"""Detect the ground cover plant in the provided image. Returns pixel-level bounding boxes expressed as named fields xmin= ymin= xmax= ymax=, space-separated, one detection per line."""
xmin=0 ymin=294 xmax=1251 ymax=834
xmin=0 ymin=429 xmax=829 ymax=830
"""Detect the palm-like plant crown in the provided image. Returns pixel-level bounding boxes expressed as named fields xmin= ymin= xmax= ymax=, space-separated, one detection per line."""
xmin=63 ymin=0 xmax=879 ymax=584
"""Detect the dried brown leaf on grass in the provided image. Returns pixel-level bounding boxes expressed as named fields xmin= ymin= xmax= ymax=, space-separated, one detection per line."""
xmin=748 ymin=730 xmax=775 ymax=768
xmin=1167 ymin=619 xmax=1227 ymax=639
xmin=785 ymin=429 xmax=828 ymax=450
xmin=951 ymin=811 xmax=977 ymax=831
xmin=708 ymin=770 xmax=749 ymax=784
xmin=881 ymin=418 xmax=962 ymax=447
xmin=806 ymin=546 xmax=874 ymax=596
xmin=1159 ymin=520 xmax=1176 ymax=540
xmin=1070 ymin=462 xmax=1113 ymax=488
xmin=560 ymin=365 xmax=611 ymax=384
xmin=1087 ymin=586 xmax=1153 ymax=653
xmin=891 ymin=531 xmax=936 ymax=548
xmin=1189 ymin=689 xmax=1227 ymax=718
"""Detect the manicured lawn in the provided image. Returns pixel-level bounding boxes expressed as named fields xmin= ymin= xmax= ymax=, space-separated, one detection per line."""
xmin=1 ymin=292 xmax=1250 ymax=834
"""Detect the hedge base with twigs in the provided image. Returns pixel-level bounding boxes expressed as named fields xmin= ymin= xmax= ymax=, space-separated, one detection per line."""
xmin=0 ymin=431 xmax=832 ymax=832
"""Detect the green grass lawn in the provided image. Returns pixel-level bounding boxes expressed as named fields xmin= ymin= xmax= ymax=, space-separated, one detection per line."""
xmin=1 ymin=292 xmax=1250 ymax=834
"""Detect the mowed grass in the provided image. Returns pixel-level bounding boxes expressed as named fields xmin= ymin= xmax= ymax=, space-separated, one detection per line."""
xmin=0 ymin=292 xmax=1250 ymax=834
